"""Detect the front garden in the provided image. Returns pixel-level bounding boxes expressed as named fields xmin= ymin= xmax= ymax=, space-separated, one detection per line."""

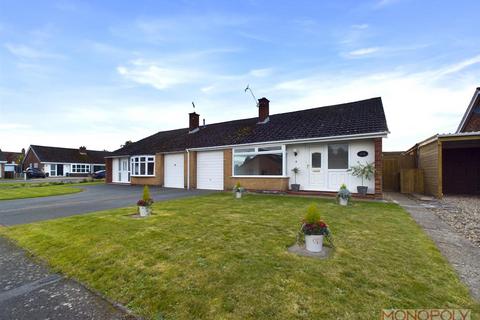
xmin=0 ymin=193 xmax=478 ymax=319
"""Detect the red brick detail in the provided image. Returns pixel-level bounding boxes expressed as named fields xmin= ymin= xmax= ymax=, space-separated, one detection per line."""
xmin=374 ymin=138 xmax=383 ymax=198
xmin=189 ymin=112 xmax=199 ymax=130
xmin=463 ymin=112 xmax=480 ymax=132
xmin=258 ymin=97 xmax=270 ymax=122
xmin=105 ymin=158 xmax=112 ymax=183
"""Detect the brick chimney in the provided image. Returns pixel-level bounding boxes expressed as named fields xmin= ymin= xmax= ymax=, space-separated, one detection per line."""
xmin=258 ymin=97 xmax=270 ymax=123
xmin=189 ymin=112 xmax=199 ymax=131
xmin=79 ymin=146 xmax=87 ymax=155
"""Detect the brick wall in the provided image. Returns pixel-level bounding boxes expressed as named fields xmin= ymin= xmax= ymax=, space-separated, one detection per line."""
xmin=130 ymin=153 xmax=164 ymax=186
xmin=374 ymin=138 xmax=383 ymax=198
xmin=223 ymin=149 xmax=289 ymax=191
xmin=463 ymin=112 xmax=480 ymax=132
xmin=105 ymin=158 xmax=112 ymax=183
xmin=188 ymin=151 xmax=197 ymax=189
xmin=23 ymin=148 xmax=42 ymax=171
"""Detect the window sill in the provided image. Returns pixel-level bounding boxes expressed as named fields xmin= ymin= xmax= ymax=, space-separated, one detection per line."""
xmin=131 ymin=175 xmax=156 ymax=178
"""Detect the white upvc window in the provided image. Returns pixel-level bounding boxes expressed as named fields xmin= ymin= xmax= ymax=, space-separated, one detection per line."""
xmin=232 ymin=145 xmax=286 ymax=177
xmin=71 ymin=164 xmax=91 ymax=173
xmin=131 ymin=155 xmax=155 ymax=177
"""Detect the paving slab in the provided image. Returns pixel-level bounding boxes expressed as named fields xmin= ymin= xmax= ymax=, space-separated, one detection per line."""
xmin=385 ymin=192 xmax=480 ymax=301
xmin=0 ymin=237 xmax=134 ymax=320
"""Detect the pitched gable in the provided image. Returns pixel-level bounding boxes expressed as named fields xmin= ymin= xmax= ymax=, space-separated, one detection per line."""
xmin=457 ymin=87 xmax=480 ymax=133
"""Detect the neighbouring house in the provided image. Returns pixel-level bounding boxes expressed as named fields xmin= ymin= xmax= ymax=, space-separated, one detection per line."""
xmin=404 ymin=87 xmax=480 ymax=197
xmin=23 ymin=145 xmax=111 ymax=177
xmin=0 ymin=151 xmax=5 ymax=179
xmin=0 ymin=149 xmax=24 ymax=179
xmin=106 ymin=97 xmax=389 ymax=197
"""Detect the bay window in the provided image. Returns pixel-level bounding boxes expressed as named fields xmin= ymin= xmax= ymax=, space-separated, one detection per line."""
xmin=131 ymin=155 xmax=155 ymax=176
xmin=233 ymin=145 xmax=285 ymax=176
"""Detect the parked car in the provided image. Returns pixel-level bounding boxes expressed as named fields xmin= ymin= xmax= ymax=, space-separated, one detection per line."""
xmin=92 ymin=170 xmax=106 ymax=179
xmin=25 ymin=167 xmax=46 ymax=178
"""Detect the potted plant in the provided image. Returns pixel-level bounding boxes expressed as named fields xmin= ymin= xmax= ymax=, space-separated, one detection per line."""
xmin=336 ymin=184 xmax=351 ymax=206
xmin=300 ymin=204 xmax=332 ymax=252
xmin=232 ymin=182 xmax=245 ymax=199
xmin=290 ymin=167 xmax=300 ymax=192
xmin=137 ymin=185 xmax=154 ymax=217
xmin=348 ymin=161 xmax=375 ymax=196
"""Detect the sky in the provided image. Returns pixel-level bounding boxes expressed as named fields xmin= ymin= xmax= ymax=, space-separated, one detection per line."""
xmin=1 ymin=0 xmax=479 ymax=152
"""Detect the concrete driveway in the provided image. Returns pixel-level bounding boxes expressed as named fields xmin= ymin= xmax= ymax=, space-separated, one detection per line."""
xmin=0 ymin=184 xmax=214 ymax=226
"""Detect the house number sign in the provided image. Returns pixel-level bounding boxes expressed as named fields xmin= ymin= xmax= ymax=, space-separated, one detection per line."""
xmin=357 ymin=151 xmax=368 ymax=157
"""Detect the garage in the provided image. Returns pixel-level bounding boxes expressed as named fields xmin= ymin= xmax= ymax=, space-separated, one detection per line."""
xmin=442 ymin=140 xmax=480 ymax=195
xmin=197 ymin=151 xmax=224 ymax=190
xmin=164 ymin=153 xmax=184 ymax=188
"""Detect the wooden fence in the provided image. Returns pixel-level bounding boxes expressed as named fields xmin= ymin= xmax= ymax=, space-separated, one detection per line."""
xmin=382 ymin=152 xmax=417 ymax=192
xmin=400 ymin=169 xmax=424 ymax=194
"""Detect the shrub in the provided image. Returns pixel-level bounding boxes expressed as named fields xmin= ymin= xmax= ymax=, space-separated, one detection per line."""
xmin=138 ymin=186 xmax=154 ymax=207
xmin=304 ymin=203 xmax=321 ymax=224
xmin=336 ymin=184 xmax=351 ymax=201
xmin=143 ymin=185 xmax=151 ymax=201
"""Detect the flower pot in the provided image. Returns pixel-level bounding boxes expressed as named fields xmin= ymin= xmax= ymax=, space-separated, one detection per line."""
xmin=305 ymin=235 xmax=324 ymax=252
xmin=138 ymin=206 xmax=150 ymax=217
xmin=235 ymin=191 xmax=242 ymax=199
xmin=339 ymin=197 xmax=348 ymax=206
xmin=357 ymin=186 xmax=368 ymax=196
xmin=291 ymin=184 xmax=300 ymax=192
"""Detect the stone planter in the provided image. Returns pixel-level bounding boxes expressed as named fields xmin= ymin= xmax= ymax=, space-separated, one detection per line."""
xmin=305 ymin=235 xmax=324 ymax=252
xmin=138 ymin=206 xmax=150 ymax=217
xmin=291 ymin=184 xmax=300 ymax=192
xmin=357 ymin=186 xmax=368 ymax=196
xmin=339 ymin=197 xmax=348 ymax=206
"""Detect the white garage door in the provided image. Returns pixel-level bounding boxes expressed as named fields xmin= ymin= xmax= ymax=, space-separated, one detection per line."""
xmin=197 ymin=151 xmax=224 ymax=190
xmin=164 ymin=153 xmax=184 ymax=188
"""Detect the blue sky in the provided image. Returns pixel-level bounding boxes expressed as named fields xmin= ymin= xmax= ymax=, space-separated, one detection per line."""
xmin=1 ymin=0 xmax=479 ymax=152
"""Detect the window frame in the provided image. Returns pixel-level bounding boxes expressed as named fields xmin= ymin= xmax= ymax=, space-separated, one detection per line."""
xmin=130 ymin=155 xmax=155 ymax=177
xmin=232 ymin=145 xmax=286 ymax=178
xmin=71 ymin=163 xmax=91 ymax=174
xmin=327 ymin=143 xmax=349 ymax=170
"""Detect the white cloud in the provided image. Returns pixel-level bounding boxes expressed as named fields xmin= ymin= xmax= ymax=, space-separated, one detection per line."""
xmin=249 ymin=68 xmax=273 ymax=78
xmin=347 ymin=47 xmax=380 ymax=57
xmin=4 ymin=43 xmax=64 ymax=59
xmin=117 ymin=59 xmax=201 ymax=90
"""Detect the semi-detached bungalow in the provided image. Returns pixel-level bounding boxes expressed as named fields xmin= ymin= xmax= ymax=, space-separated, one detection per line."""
xmin=23 ymin=145 xmax=110 ymax=177
xmin=107 ymin=97 xmax=389 ymax=197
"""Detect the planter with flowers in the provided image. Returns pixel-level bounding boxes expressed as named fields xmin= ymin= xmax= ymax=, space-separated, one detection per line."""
xmin=300 ymin=204 xmax=332 ymax=252
xmin=232 ymin=182 xmax=245 ymax=199
xmin=336 ymin=184 xmax=351 ymax=206
xmin=137 ymin=185 xmax=154 ymax=217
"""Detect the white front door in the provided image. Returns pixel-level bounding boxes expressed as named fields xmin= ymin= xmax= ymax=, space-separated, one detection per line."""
xmin=164 ymin=153 xmax=184 ymax=188
xmin=197 ymin=151 xmax=224 ymax=190
xmin=307 ymin=146 xmax=326 ymax=190
xmin=113 ymin=157 xmax=130 ymax=183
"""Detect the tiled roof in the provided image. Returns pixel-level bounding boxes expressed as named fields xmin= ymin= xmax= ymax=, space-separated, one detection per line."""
xmin=0 ymin=151 xmax=5 ymax=162
xmin=111 ymin=97 xmax=388 ymax=156
xmin=30 ymin=145 xmax=111 ymax=164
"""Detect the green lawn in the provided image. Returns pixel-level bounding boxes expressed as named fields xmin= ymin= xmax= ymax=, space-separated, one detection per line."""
xmin=0 ymin=193 xmax=478 ymax=319
xmin=0 ymin=181 xmax=102 ymax=200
